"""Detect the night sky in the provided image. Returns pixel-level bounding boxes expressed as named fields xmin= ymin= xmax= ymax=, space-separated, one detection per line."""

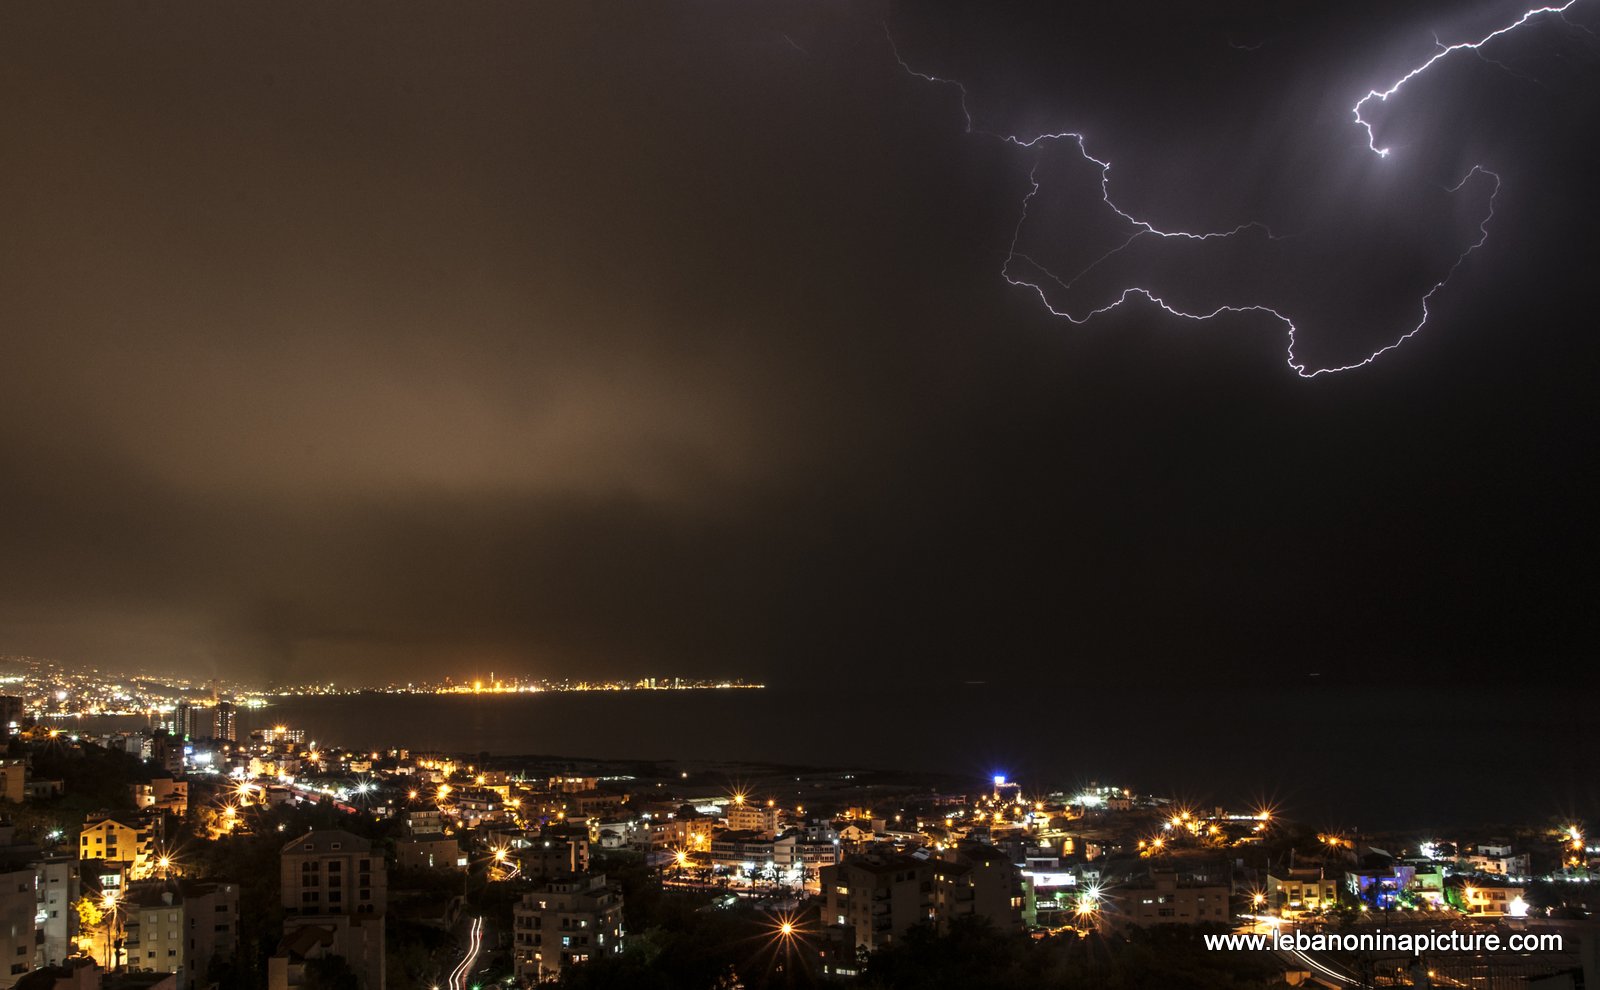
xmin=2 ymin=1 xmax=1597 ymax=692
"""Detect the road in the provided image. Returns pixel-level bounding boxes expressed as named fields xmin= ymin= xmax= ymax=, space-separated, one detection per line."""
xmin=447 ymin=915 xmax=484 ymax=990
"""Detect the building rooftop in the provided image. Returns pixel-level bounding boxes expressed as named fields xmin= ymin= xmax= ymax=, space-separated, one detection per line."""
xmin=1270 ymin=866 xmax=1334 ymax=881
xmin=835 ymin=853 xmax=929 ymax=876
xmin=1116 ymin=870 xmax=1231 ymax=890
xmin=277 ymin=922 xmax=339 ymax=960
xmin=124 ymin=878 xmax=236 ymax=908
xmin=282 ymin=829 xmax=371 ymax=855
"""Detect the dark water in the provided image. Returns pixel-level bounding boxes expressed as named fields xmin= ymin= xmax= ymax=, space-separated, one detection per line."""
xmin=65 ymin=683 xmax=1595 ymax=830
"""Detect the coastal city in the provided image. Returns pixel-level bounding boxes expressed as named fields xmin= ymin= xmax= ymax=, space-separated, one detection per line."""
xmin=0 ymin=657 xmax=762 ymax=722
xmin=6 ymin=0 xmax=1598 ymax=987
xmin=0 ymin=667 xmax=1591 ymax=990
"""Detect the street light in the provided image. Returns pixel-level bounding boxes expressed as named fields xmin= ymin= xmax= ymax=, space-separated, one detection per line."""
xmin=100 ymin=891 xmax=120 ymax=970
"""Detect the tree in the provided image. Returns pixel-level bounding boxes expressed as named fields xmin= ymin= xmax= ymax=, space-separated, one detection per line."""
xmin=74 ymin=895 xmax=104 ymax=930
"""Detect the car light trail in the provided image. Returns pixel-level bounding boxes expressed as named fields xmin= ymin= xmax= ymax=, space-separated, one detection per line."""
xmin=447 ymin=916 xmax=484 ymax=990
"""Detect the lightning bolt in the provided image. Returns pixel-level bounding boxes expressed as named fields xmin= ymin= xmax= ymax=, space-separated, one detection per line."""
xmin=1003 ymin=164 xmax=1499 ymax=378
xmin=1353 ymin=2 xmax=1579 ymax=157
xmin=890 ymin=2 xmax=1583 ymax=377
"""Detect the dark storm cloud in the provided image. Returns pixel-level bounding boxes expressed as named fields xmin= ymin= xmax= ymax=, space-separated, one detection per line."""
xmin=0 ymin=1 xmax=1595 ymax=688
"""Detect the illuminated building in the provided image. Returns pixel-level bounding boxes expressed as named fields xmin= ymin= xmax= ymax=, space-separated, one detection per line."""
xmin=1102 ymin=870 xmax=1231 ymax=931
xmin=150 ymin=733 xmax=184 ymax=775
xmin=571 ymin=790 xmax=628 ymax=820
xmin=274 ymin=830 xmax=386 ymax=990
xmin=0 ymin=698 xmax=21 ymax=737
xmin=820 ymin=854 xmax=936 ymax=955
xmin=708 ymin=830 xmax=774 ymax=871
xmin=817 ymin=846 xmax=1034 ymax=962
xmin=280 ymin=830 xmax=387 ymax=916
xmin=78 ymin=812 xmax=159 ymax=879
xmin=0 ymin=853 xmax=38 ymax=981
xmin=834 ymin=822 xmax=873 ymax=849
xmin=403 ymin=809 xmax=443 ymax=836
xmin=35 ymin=855 xmax=80 ymax=969
xmin=124 ymin=879 xmax=240 ymax=989
xmin=772 ymin=832 xmax=841 ymax=886
xmin=991 ymin=775 xmax=1022 ymax=805
xmin=931 ymin=844 xmax=1025 ymax=933
xmin=593 ymin=820 xmax=632 ymax=850
xmin=1267 ymin=866 xmax=1340 ymax=916
xmin=1346 ymin=864 xmax=1417 ymax=909
xmin=512 ymin=874 xmax=625 ymax=981
xmin=547 ymin=776 xmax=599 ymax=794
xmin=527 ymin=834 xmax=588 ymax=878
xmin=173 ymin=702 xmax=208 ymax=741
xmin=213 ymin=702 xmax=237 ymax=743
xmin=648 ymin=816 xmax=709 ymax=851
xmin=1464 ymin=846 xmax=1531 ymax=877
xmin=1459 ymin=880 xmax=1530 ymax=917
xmin=539 ymin=824 xmax=592 ymax=873
xmin=0 ymin=825 xmax=75 ymax=976
xmin=450 ymin=787 xmax=503 ymax=826
xmin=129 ymin=777 xmax=189 ymax=816
xmin=0 ymin=760 xmax=27 ymax=804
xmin=252 ymin=726 xmax=306 ymax=746
xmin=395 ymin=834 xmax=463 ymax=872
xmin=727 ymin=802 xmax=783 ymax=837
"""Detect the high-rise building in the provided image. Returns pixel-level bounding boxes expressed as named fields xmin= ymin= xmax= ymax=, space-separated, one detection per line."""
xmin=0 ymin=855 xmax=38 ymax=985
xmin=213 ymin=702 xmax=237 ymax=743
xmin=271 ymin=830 xmax=386 ymax=990
xmin=0 ymin=823 xmax=63 ymax=984
xmin=0 ymin=698 xmax=22 ymax=737
xmin=34 ymin=855 xmax=79 ymax=970
xmin=512 ymin=874 xmax=625 ymax=982
xmin=150 ymin=732 xmax=184 ymax=775
xmin=0 ymin=826 xmax=80 ymax=982
xmin=172 ymin=703 xmax=212 ymax=741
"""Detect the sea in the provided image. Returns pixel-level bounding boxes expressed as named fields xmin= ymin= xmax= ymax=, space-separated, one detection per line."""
xmin=58 ymin=682 xmax=1595 ymax=831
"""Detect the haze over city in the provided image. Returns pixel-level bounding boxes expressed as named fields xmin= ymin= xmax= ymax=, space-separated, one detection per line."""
xmin=4 ymin=0 xmax=1596 ymax=695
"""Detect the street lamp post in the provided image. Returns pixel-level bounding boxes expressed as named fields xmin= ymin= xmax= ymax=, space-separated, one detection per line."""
xmin=100 ymin=892 xmax=119 ymax=971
